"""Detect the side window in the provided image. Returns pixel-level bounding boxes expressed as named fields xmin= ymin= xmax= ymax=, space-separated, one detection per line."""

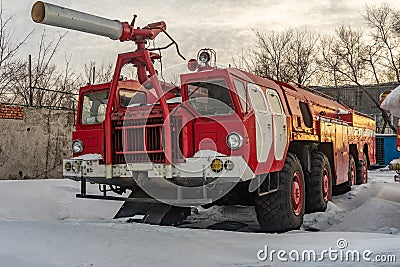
xmin=299 ymin=102 xmax=313 ymax=128
xmin=81 ymin=90 xmax=109 ymax=125
xmin=266 ymin=91 xmax=283 ymax=115
xmin=248 ymin=84 xmax=269 ymax=112
xmin=234 ymin=79 xmax=248 ymax=112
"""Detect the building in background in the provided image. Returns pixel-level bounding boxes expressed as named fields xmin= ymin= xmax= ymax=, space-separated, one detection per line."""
xmin=314 ymin=82 xmax=399 ymax=134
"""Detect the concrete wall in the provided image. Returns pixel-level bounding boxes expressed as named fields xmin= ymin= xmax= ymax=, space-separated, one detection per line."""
xmin=0 ymin=105 xmax=74 ymax=179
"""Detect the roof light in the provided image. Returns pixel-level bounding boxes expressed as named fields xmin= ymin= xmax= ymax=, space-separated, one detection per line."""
xmin=199 ymin=51 xmax=211 ymax=64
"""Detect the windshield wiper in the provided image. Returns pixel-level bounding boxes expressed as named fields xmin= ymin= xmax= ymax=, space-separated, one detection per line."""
xmin=188 ymin=84 xmax=203 ymax=98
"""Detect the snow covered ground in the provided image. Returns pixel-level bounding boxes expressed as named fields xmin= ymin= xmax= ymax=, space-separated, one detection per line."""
xmin=0 ymin=170 xmax=400 ymax=266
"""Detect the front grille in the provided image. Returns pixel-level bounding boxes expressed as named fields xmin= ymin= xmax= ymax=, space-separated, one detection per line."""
xmin=112 ymin=116 xmax=182 ymax=164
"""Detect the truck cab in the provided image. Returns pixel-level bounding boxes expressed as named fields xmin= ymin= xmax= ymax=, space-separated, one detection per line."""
xmin=71 ymin=80 xmax=145 ymax=158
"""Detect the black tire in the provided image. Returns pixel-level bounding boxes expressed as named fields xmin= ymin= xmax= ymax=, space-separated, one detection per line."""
xmin=348 ymin=155 xmax=356 ymax=186
xmin=254 ymin=153 xmax=305 ymax=233
xmin=356 ymin=153 xmax=368 ymax=185
xmin=305 ymin=151 xmax=332 ymax=213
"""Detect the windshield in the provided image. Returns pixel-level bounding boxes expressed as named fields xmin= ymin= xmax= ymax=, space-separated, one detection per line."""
xmin=187 ymin=79 xmax=234 ymax=116
xmin=81 ymin=90 xmax=109 ymax=125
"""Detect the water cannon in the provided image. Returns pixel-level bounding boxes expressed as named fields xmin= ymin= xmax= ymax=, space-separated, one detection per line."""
xmin=31 ymin=1 xmax=183 ymax=166
xmin=31 ymin=1 xmax=166 ymax=45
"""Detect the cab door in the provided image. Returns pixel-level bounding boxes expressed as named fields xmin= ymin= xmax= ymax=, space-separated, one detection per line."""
xmin=248 ymin=84 xmax=272 ymax=163
xmin=265 ymin=89 xmax=287 ymax=161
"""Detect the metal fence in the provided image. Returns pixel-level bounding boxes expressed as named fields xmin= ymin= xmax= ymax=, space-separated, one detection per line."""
xmin=0 ymin=86 xmax=78 ymax=111
xmin=0 ymin=54 xmax=79 ymax=111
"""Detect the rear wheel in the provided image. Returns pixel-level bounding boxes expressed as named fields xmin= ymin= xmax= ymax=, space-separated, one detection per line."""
xmin=254 ymin=153 xmax=305 ymax=232
xmin=356 ymin=153 xmax=368 ymax=184
xmin=305 ymin=151 xmax=332 ymax=213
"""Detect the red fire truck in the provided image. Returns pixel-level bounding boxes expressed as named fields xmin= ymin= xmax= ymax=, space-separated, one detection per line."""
xmin=32 ymin=1 xmax=375 ymax=232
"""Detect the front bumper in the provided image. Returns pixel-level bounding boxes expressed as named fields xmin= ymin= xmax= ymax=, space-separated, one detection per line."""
xmin=63 ymin=154 xmax=255 ymax=182
xmin=63 ymin=159 xmax=131 ymax=179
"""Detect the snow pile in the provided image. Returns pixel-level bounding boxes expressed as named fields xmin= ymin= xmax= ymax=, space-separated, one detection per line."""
xmin=0 ymin=171 xmax=399 ymax=266
xmin=0 ymin=179 xmax=120 ymax=222
xmin=381 ymin=84 xmax=400 ymax=117
xmin=390 ymin=158 xmax=400 ymax=171
xmin=304 ymin=171 xmax=400 ymax=234
xmin=72 ymin=153 xmax=103 ymax=160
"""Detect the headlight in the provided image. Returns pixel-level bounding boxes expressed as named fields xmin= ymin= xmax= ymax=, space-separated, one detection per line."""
xmin=64 ymin=162 xmax=72 ymax=172
xmin=226 ymin=133 xmax=243 ymax=150
xmin=72 ymin=161 xmax=81 ymax=173
xmin=72 ymin=140 xmax=84 ymax=154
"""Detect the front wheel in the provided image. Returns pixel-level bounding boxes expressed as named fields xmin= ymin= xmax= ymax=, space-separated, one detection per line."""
xmin=254 ymin=153 xmax=305 ymax=232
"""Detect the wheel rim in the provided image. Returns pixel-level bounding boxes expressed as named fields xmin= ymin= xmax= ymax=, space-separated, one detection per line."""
xmin=322 ymin=166 xmax=331 ymax=202
xmin=291 ymin=171 xmax=303 ymax=216
xmin=350 ymin=162 xmax=356 ymax=186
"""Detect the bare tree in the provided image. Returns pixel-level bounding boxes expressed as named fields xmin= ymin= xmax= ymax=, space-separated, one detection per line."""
xmin=318 ymin=36 xmax=344 ymax=88
xmin=9 ymin=30 xmax=79 ymax=109
xmin=244 ymin=5 xmax=399 ymax=132
xmin=49 ymin=54 xmax=80 ymax=109
xmin=249 ymin=28 xmax=320 ymax=85
xmin=364 ymin=3 xmax=400 ymax=83
xmin=83 ymin=61 xmax=95 ymax=84
xmin=286 ymin=29 xmax=320 ymax=85
xmin=332 ymin=26 xmax=367 ymax=85
xmin=231 ymin=47 xmax=256 ymax=73
xmin=393 ymin=9 xmax=400 ymax=33
xmin=0 ymin=5 xmax=31 ymax=102
xmin=323 ymin=25 xmax=396 ymax=133
xmin=362 ymin=38 xmax=385 ymax=85
xmin=252 ymin=29 xmax=293 ymax=81
xmin=83 ymin=61 xmax=114 ymax=84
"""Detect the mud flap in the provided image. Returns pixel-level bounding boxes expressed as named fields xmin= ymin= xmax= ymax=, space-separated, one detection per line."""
xmin=114 ymin=191 xmax=191 ymax=225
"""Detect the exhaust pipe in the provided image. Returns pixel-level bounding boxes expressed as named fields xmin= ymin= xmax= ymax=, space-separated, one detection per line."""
xmin=31 ymin=1 xmax=123 ymax=40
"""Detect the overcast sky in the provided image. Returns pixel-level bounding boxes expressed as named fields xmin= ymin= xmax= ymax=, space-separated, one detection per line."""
xmin=4 ymin=0 xmax=400 ymax=71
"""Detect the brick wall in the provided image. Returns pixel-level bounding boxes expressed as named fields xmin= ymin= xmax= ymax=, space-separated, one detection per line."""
xmin=0 ymin=105 xmax=24 ymax=120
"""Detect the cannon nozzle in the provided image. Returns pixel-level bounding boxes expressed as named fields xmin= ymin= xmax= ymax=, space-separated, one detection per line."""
xmin=31 ymin=1 xmax=45 ymax=23
xmin=31 ymin=1 xmax=123 ymax=40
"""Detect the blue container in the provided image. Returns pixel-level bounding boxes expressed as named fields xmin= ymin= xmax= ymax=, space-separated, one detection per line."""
xmin=376 ymin=134 xmax=400 ymax=166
